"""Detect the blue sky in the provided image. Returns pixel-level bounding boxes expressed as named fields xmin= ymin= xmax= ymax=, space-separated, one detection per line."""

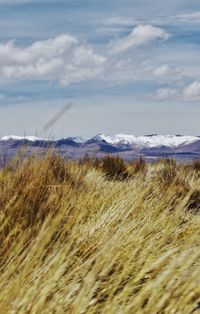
xmin=0 ymin=0 xmax=200 ymax=138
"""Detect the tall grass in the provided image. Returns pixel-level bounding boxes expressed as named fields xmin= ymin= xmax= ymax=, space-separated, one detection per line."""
xmin=0 ymin=154 xmax=200 ymax=313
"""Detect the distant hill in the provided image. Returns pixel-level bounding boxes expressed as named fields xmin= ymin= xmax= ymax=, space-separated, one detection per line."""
xmin=1 ymin=134 xmax=200 ymax=162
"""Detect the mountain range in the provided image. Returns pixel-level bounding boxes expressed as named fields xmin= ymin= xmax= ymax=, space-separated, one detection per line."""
xmin=1 ymin=134 xmax=200 ymax=163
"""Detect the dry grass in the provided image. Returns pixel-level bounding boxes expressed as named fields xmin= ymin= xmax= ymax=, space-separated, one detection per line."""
xmin=0 ymin=154 xmax=200 ymax=313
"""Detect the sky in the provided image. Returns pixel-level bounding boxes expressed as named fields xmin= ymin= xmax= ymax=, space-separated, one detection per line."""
xmin=0 ymin=0 xmax=200 ymax=138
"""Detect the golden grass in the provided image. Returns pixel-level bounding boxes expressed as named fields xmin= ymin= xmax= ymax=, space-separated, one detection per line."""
xmin=0 ymin=154 xmax=200 ymax=313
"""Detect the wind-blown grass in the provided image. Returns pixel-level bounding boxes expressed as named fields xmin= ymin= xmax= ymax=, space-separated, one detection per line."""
xmin=0 ymin=154 xmax=200 ymax=313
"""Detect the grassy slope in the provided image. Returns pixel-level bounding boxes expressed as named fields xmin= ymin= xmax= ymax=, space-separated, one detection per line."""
xmin=0 ymin=155 xmax=200 ymax=313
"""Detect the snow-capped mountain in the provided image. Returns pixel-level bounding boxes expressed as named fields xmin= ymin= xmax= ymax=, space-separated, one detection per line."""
xmin=86 ymin=134 xmax=200 ymax=148
xmin=1 ymin=134 xmax=199 ymax=148
xmin=1 ymin=134 xmax=200 ymax=162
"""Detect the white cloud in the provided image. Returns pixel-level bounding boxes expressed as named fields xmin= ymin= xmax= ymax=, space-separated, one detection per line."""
xmin=182 ymin=80 xmax=200 ymax=101
xmin=151 ymin=64 xmax=183 ymax=81
xmin=0 ymin=27 xmax=188 ymax=92
xmin=109 ymin=24 xmax=171 ymax=54
xmin=102 ymin=60 xmax=182 ymax=86
xmin=152 ymin=64 xmax=171 ymax=77
xmin=173 ymin=12 xmax=200 ymax=24
xmin=0 ymin=27 xmax=173 ymax=86
xmin=150 ymin=80 xmax=200 ymax=102
xmin=150 ymin=88 xmax=178 ymax=101
xmin=0 ymin=34 xmax=106 ymax=85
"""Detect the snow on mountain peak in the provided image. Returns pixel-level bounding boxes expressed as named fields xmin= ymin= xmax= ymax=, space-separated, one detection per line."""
xmin=89 ymin=134 xmax=199 ymax=148
xmin=0 ymin=134 xmax=199 ymax=149
xmin=67 ymin=136 xmax=89 ymax=144
xmin=1 ymin=135 xmax=45 ymax=142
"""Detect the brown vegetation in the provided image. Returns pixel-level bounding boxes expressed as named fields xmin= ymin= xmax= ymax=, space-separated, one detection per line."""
xmin=0 ymin=154 xmax=200 ymax=313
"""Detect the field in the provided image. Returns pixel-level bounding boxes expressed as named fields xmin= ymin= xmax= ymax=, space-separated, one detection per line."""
xmin=0 ymin=154 xmax=200 ymax=313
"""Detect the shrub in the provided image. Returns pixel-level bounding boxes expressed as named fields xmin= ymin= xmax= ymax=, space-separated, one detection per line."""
xmin=101 ymin=155 xmax=128 ymax=180
xmin=79 ymin=153 xmax=91 ymax=165
xmin=192 ymin=160 xmax=200 ymax=172
xmin=130 ymin=157 xmax=146 ymax=174
xmin=187 ymin=189 xmax=200 ymax=215
xmin=157 ymin=158 xmax=177 ymax=186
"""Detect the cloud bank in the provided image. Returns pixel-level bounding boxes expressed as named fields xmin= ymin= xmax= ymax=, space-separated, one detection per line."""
xmin=0 ymin=25 xmax=173 ymax=87
xmin=0 ymin=34 xmax=106 ymax=85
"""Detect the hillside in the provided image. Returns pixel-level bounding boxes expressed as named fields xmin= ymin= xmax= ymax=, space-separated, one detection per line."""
xmin=1 ymin=134 xmax=200 ymax=163
xmin=0 ymin=154 xmax=200 ymax=313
